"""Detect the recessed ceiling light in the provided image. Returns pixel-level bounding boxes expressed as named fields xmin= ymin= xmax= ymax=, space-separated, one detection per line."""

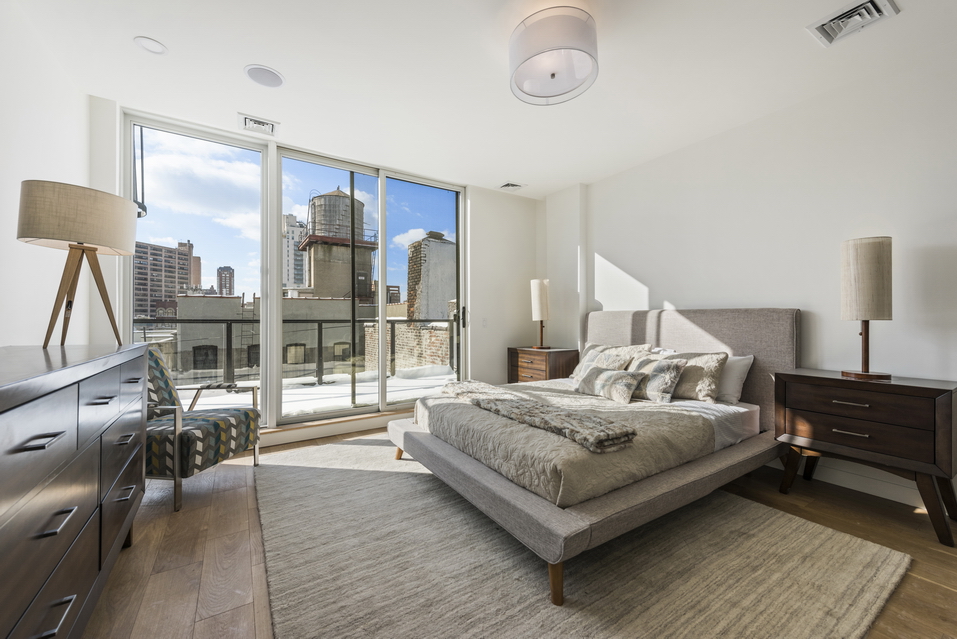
xmin=244 ymin=64 xmax=284 ymax=88
xmin=134 ymin=36 xmax=167 ymax=55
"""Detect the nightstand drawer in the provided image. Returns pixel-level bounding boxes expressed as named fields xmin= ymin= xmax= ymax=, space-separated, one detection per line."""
xmin=510 ymin=366 xmax=547 ymax=382
xmin=787 ymin=409 xmax=935 ymax=463
xmin=512 ymin=351 xmax=547 ymax=372
xmin=787 ymin=382 xmax=935 ymax=430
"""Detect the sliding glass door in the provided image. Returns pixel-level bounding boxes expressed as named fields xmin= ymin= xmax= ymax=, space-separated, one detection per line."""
xmin=279 ymin=152 xmax=380 ymax=420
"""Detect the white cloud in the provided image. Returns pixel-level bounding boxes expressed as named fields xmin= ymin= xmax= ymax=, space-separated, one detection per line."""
xmin=392 ymin=228 xmax=426 ymax=250
xmin=147 ymin=236 xmax=177 ymax=247
xmin=213 ymin=212 xmax=261 ymax=241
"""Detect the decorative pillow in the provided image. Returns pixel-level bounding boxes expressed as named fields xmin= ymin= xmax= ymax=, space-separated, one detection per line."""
xmin=627 ymin=351 xmax=729 ymax=403
xmin=575 ymin=367 xmax=647 ymax=404
xmin=572 ymin=351 xmax=632 ymax=380
xmin=572 ymin=343 xmax=651 ymax=379
xmin=716 ymin=355 xmax=754 ymax=404
xmin=629 ymin=357 xmax=688 ymax=403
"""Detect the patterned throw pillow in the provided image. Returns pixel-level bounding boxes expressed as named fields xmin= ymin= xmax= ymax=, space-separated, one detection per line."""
xmin=629 ymin=357 xmax=688 ymax=403
xmin=571 ymin=350 xmax=631 ymax=380
xmin=576 ymin=367 xmax=647 ymax=404
xmin=571 ymin=343 xmax=651 ymax=379
xmin=626 ymin=351 xmax=729 ymax=403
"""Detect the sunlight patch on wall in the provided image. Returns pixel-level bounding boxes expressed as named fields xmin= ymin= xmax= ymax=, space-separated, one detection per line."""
xmin=595 ymin=254 xmax=649 ymax=310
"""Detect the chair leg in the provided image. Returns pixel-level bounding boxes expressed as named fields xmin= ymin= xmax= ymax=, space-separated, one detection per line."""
xmin=254 ymin=440 xmax=260 ymax=467
xmin=174 ymin=473 xmax=182 ymax=512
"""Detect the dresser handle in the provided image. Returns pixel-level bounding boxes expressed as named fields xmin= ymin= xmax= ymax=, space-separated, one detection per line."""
xmin=37 ymin=506 xmax=78 ymax=539
xmin=16 ymin=431 xmax=67 ymax=452
xmin=115 ymin=485 xmax=137 ymax=502
xmin=115 ymin=433 xmax=136 ymax=446
xmin=91 ymin=395 xmax=118 ymax=406
xmin=832 ymin=400 xmax=870 ymax=408
xmin=521 ymin=360 xmax=533 ymax=363
xmin=36 ymin=594 xmax=77 ymax=639
xmin=832 ymin=428 xmax=870 ymax=438
xmin=521 ymin=374 xmax=533 ymax=378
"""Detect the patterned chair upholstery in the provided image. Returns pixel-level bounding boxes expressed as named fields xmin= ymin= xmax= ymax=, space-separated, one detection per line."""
xmin=146 ymin=346 xmax=260 ymax=510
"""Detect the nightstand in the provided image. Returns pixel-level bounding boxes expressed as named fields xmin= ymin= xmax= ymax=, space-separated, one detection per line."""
xmin=775 ymin=368 xmax=957 ymax=546
xmin=507 ymin=347 xmax=579 ymax=384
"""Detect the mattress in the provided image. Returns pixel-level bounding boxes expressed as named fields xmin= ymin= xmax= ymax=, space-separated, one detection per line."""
xmin=415 ymin=379 xmax=761 ymax=507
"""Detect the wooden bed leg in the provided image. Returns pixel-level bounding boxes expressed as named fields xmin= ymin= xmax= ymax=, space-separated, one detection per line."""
xmin=394 ymin=447 xmax=404 ymax=460
xmin=548 ymin=562 xmax=564 ymax=606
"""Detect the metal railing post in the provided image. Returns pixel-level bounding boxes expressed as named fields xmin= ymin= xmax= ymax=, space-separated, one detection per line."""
xmin=316 ymin=321 xmax=323 ymax=385
xmin=224 ymin=321 xmax=234 ymax=383
xmin=390 ymin=320 xmax=396 ymax=377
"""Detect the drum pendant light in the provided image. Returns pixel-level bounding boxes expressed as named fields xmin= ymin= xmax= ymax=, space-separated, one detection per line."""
xmin=509 ymin=6 xmax=599 ymax=106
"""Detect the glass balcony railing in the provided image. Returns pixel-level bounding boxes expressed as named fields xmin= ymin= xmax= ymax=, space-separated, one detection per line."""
xmin=132 ymin=317 xmax=458 ymax=422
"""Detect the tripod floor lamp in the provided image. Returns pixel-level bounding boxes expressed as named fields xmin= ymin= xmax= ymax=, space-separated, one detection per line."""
xmin=18 ymin=180 xmax=137 ymax=348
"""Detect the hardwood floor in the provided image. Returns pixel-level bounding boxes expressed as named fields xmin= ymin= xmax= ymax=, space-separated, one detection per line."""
xmin=84 ymin=430 xmax=957 ymax=638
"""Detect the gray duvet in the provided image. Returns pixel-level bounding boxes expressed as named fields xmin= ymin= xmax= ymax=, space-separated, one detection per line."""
xmin=414 ymin=380 xmax=715 ymax=507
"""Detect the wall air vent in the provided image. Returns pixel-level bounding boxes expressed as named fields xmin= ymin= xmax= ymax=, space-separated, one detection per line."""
xmin=499 ymin=182 xmax=526 ymax=192
xmin=237 ymin=113 xmax=279 ymax=136
xmin=807 ymin=0 xmax=899 ymax=47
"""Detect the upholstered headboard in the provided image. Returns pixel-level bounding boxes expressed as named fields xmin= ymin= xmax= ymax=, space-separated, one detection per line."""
xmin=585 ymin=308 xmax=801 ymax=432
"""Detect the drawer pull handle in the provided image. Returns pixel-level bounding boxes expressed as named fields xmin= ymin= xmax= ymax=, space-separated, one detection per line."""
xmin=16 ymin=431 xmax=67 ymax=452
xmin=91 ymin=395 xmax=118 ymax=406
xmin=124 ymin=377 xmax=143 ymax=384
xmin=115 ymin=433 xmax=136 ymax=446
xmin=832 ymin=400 xmax=870 ymax=408
xmin=37 ymin=506 xmax=78 ymax=539
xmin=521 ymin=359 xmax=533 ymax=363
xmin=521 ymin=374 xmax=533 ymax=378
xmin=832 ymin=428 xmax=870 ymax=438
xmin=115 ymin=485 xmax=137 ymax=502
xmin=36 ymin=594 xmax=77 ymax=639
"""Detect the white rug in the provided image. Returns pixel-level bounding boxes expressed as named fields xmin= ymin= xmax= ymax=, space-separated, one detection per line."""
xmin=256 ymin=434 xmax=910 ymax=638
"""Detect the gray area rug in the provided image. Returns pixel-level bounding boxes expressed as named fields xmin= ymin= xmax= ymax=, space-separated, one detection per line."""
xmin=256 ymin=434 xmax=910 ymax=639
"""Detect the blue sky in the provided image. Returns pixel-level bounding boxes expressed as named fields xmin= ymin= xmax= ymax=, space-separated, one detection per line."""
xmin=136 ymin=126 xmax=457 ymax=302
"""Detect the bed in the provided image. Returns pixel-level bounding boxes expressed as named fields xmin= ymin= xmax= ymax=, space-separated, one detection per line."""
xmin=388 ymin=308 xmax=801 ymax=605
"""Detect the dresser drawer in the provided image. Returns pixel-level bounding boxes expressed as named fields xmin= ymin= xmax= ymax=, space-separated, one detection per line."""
xmin=510 ymin=366 xmax=547 ymax=382
xmin=512 ymin=351 xmax=547 ymax=373
xmin=9 ymin=510 xmax=99 ymax=639
xmin=787 ymin=409 xmax=935 ymax=463
xmin=100 ymin=404 xmax=145 ymax=500
xmin=119 ymin=355 xmax=146 ymax=411
xmin=0 ymin=441 xmax=98 ymax=638
xmin=78 ymin=366 xmax=121 ymax=445
xmin=0 ymin=386 xmax=78 ymax=520
xmin=101 ymin=450 xmax=144 ymax=566
xmin=787 ymin=382 xmax=935 ymax=430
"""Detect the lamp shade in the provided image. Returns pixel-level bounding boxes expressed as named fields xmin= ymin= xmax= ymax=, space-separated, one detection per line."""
xmin=509 ymin=6 xmax=598 ymax=106
xmin=18 ymin=180 xmax=137 ymax=256
xmin=841 ymin=236 xmax=892 ymax=321
xmin=531 ymin=279 xmax=550 ymax=322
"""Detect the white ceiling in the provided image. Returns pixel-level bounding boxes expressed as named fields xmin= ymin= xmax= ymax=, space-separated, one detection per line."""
xmin=14 ymin=0 xmax=957 ymax=199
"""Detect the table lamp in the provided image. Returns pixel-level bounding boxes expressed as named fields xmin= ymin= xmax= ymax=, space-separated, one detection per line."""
xmin=841 ymin=236 xmax=892 ymax=380
xmin=18 ymin=180 xmax=137 ymax=348
xmin=531 ymin=279 xmax=550 ymax=349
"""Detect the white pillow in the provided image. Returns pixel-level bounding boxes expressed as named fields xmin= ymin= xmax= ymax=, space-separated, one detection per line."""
xmin=716 ymin=355 xmax=754 ymax=404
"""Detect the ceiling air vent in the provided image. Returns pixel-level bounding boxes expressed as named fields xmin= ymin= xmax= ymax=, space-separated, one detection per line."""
xmin=237 ymin=113 xmax=279 ymax=136
xmin=499 ymin=182 xmax=526 ymax=192
xmin=807 ymin=0 xmax=899 ymax=47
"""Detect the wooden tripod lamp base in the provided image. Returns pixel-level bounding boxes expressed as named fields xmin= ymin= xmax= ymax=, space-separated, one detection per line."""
xmin=44 ymin=244 xmax=123 ymax=349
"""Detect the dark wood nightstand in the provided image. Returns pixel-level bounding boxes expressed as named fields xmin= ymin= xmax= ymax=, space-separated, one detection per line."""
xmin=507 ymin=347 xmax=579 ymax=384
xmin=775 ymin=368 xmax=957 ymax=546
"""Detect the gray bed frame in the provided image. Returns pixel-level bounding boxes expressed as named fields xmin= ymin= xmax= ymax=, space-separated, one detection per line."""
xmin=388 ymin=308 xmax=801 ymax=605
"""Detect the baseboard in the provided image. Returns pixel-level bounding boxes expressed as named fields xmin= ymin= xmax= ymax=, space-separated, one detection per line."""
xmin=261 ymin=410 xmax=413 ymax=447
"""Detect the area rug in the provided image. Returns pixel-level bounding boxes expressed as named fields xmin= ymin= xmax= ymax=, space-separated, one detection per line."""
xmin=255 ymin=434 xmax=910 ymax=639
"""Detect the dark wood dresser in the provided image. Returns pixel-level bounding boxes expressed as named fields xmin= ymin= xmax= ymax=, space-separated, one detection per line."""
xmin=0 ymin=344 xmax=147 ymax=639
xmin=775 ymin=368 xmax=957 ymax=546
xmin=507 ymin=347 xmax=579 ymax=384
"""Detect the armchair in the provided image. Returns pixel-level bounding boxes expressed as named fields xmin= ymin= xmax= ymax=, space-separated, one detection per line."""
xmin=145 ymin=346 xmax=260 ymax=511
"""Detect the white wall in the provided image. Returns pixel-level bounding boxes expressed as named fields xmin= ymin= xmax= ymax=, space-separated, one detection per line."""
xmin=467 ymin=187 xmax=540 ymax=384
xmin=560 ymin=41 xmax=957 ymax=507
xmin=544 ymin=184 xmax=588 ymax=350
xmin=0 ymin=3 xmax=91 ymax=346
